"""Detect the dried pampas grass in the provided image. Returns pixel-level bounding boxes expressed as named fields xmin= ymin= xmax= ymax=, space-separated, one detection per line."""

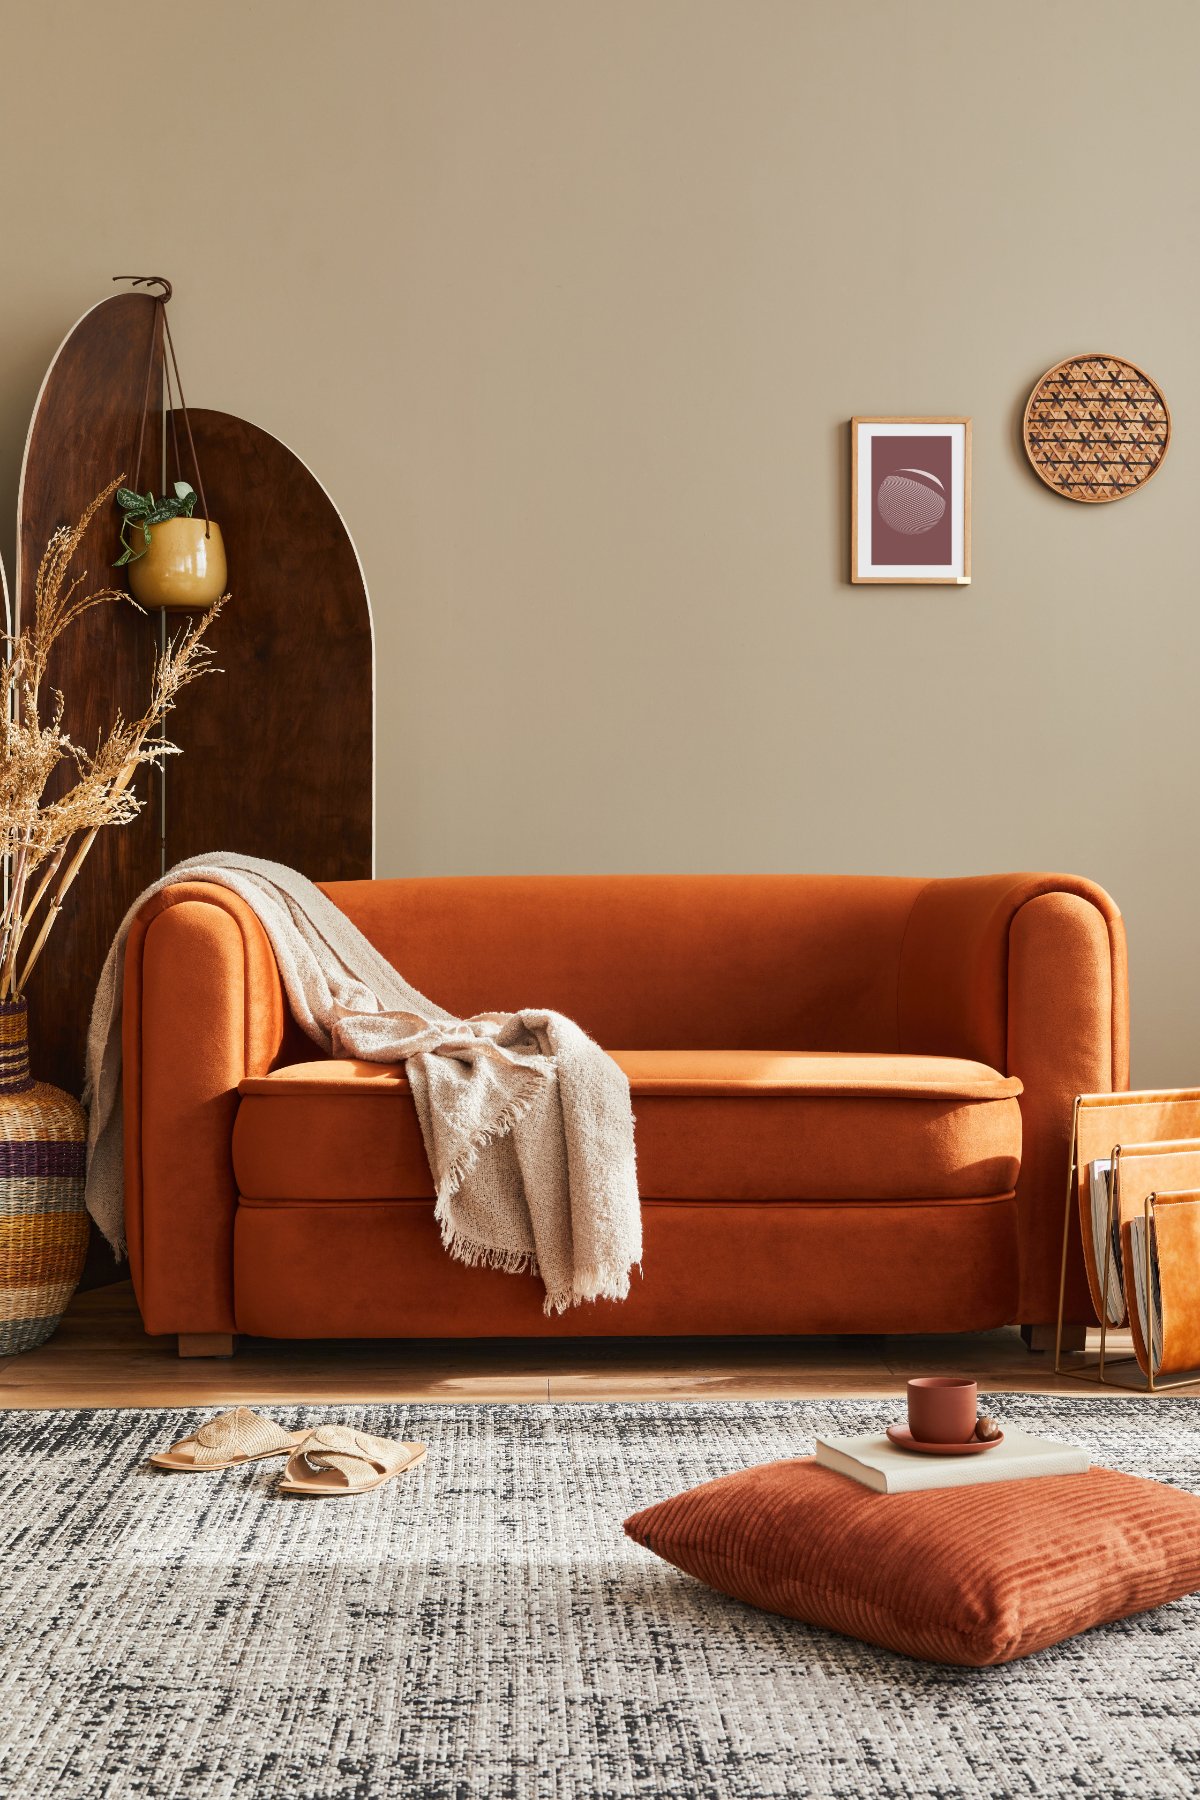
xmin=0 ymin=477 xmax=226 ymax=998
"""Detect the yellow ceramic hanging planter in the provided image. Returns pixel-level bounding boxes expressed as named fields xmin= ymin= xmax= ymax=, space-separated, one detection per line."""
xmin=114 ymin=278 xmax=228 ymax=610
xmin=117 ymin=483 xmax=227 ymax=611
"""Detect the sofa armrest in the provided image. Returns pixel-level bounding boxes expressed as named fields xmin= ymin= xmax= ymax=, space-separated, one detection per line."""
xmin=898 ymin=873 xmax=1129 ymax=1324
xmin=123 ymin=882 xmax=289 ymax=1335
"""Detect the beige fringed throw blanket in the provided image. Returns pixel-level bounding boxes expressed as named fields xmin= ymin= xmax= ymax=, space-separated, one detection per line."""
xmin=84 ymin=854 xmax=640 ymax=1313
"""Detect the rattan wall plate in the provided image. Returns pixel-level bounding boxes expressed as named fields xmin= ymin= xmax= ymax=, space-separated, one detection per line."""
xmin=1023 ymin=353 xmax=1170 ymax=503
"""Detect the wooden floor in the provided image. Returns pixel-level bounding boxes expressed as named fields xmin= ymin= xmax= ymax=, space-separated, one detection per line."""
xmin=0 ymin=1280 xmax=1127 ymax=1409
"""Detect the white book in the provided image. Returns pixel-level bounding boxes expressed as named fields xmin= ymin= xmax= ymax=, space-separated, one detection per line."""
xmin=814 ymin=1425 xmax=1090 ymax=1494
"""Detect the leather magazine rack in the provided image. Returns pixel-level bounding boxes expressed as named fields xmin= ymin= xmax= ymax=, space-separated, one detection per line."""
xmin=1056 ymin=1090 xmax=1200 ymax=1391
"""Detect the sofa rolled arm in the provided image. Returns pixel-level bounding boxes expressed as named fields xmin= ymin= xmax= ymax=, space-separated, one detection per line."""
xmin=122 ymin=882 xmax=290 ymax=1335
xmin=897 ymin=873 xmax=1129 ymax=1325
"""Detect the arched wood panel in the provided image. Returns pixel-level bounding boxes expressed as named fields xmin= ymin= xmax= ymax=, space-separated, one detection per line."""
xmin=165 ymin=410 xmax=374 ymax=879
xmin=16 ymin=294 xmax=163 ymax=1093
xmin=15 ymin=295 xmax=374 ymax=1095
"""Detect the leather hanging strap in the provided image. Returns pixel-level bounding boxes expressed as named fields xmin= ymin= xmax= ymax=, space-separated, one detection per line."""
xmin=128 ymin=290 xmax=162 ymax=499
xmin=161 ymin=304 xmax=212 ymax=537
xmin=115 ymin=274 xmax=212 ymax=539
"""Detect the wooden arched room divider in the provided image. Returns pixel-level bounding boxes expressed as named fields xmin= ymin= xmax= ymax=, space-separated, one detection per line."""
xmin=15 ymin=285 xmax=375 ymax=1094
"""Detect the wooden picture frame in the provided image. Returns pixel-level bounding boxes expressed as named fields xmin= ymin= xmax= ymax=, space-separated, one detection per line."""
xmin=851 ymin=416 xmax=971 ymax=585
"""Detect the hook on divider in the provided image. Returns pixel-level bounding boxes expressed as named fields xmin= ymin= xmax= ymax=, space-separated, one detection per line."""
xmin=112 ymin=274 xmax=173 ymax=303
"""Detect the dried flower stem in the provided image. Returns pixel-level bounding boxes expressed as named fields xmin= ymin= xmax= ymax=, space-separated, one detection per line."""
xmin=20 ymin=845 xmax=65 ymax=933
xmin=0 ymin=844 xmax=29 ymax=987
xmin=16 ymin=764 xmax=134 ymax=994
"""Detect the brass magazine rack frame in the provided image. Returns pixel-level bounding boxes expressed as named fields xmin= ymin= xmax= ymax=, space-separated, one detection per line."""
xmin=1054 ymin=1094 xmax=1200 ymax=1394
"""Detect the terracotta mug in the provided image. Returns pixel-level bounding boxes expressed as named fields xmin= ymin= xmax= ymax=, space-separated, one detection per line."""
xmin=907 ymin=1376 xmax=978 ymax=1445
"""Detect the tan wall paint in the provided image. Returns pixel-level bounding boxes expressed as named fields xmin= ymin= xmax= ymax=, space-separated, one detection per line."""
xmin=0 ymin=1 xmax=1196 ymax=1082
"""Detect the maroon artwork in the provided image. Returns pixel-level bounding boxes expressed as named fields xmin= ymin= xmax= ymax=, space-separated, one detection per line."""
xmin=870 ymin=434 xmax=953 ymax=565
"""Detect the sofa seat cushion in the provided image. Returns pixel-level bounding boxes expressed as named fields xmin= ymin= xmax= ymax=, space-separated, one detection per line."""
xmin=233 ymin=1050 xmax=1022 ymax=1203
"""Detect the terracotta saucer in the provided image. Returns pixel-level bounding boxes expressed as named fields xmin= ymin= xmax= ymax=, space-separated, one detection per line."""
xmin=886 ymin=1423 xmax=1004 ymax=1457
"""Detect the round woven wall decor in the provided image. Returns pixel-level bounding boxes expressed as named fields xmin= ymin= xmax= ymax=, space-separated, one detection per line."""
xmin=1023 ymin=353 xmax=1170 ymax=502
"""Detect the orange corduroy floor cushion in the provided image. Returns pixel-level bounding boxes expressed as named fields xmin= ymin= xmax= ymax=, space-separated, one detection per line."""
xmin=624 ymin=1459 xmax=1200 ymax=1665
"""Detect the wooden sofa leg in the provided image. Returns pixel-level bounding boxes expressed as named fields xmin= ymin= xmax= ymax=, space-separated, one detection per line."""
xmin=1021 ymin=1323 xmax=1086 ymax=1354
xmin=178 ymin=1333 xmax=235 ymax=1358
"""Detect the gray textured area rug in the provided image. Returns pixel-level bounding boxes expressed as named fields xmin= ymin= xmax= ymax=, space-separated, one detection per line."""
xmin=1 ymin=1396 xmax=1199 ymax=1799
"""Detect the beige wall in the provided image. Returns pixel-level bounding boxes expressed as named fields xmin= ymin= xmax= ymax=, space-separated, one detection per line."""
xmin=1 ymin=1 xmax=1196 ymax=1081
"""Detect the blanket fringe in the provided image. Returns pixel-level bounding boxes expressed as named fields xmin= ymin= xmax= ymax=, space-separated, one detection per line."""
xmin=435 ymin=1222 xmax=635 ymax=1317
xmin=437 ymin=1226 xmax=540 ymax=1280
xmin=540 ymin=1265 xmax=633 ymax=1316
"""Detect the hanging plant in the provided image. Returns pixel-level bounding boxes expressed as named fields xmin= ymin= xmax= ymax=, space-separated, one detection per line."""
xmin=111 ymin=278 xmax=227 ymax=609
xmin=113 ymin=474 xmax=227 ymax=611
xmin=114 ymin=481 xmax=199 ymax=565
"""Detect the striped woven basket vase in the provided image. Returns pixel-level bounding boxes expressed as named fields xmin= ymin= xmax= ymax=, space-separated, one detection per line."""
xmin=0 ymin=997 xmax=88 ymax=1355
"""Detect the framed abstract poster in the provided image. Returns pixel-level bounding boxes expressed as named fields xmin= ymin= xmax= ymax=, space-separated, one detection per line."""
xmin=851 ymin=417 xmax=971 ymax=585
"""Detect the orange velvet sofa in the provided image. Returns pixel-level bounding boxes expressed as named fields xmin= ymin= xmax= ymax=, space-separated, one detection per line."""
xmin=121 ymin=872 xmax=1128 ymax=1355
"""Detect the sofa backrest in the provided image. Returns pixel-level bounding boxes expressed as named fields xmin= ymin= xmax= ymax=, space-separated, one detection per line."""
xmin=321 ymin=873 xmax=926 ymax=1051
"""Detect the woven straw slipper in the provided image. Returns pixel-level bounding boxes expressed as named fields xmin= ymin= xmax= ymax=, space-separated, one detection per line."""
xmin=278 ymin=1424 xmax=427 ymax=1498
xmin=150 ymin=1406 xmax=311 ymax=1472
